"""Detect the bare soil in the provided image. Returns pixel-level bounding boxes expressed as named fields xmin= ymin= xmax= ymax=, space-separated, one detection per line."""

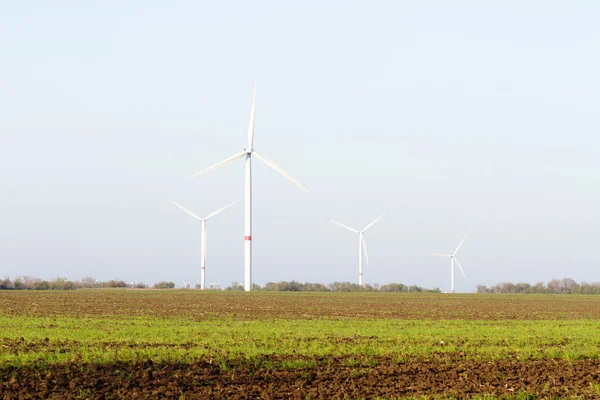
xmin=2 ymin=290 xmax=600 ymax=320
xmin=2 ymin=356 xmax=600 ymax=399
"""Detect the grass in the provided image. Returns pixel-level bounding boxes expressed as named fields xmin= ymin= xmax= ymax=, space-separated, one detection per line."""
xmin=2 ymin=315 xmax=600 ymax=366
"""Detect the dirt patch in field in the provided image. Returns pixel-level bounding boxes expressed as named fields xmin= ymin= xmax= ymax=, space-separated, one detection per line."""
xmin=2 ymin=357 xmax=600 ymax=399
xmin=3 ymin=291 xmax=600 ymax=320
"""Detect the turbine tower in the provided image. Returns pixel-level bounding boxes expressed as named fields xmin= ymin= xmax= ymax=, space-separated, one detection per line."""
xmin=430 ymin=235 xmax=468 ymax=293
xmin=170 ymin=200 xmax=236 ymax=290
xmin=187 ymin=84 xmax=308 ymax=291
xmin=330 ymin=213 xmax=386 ymax=286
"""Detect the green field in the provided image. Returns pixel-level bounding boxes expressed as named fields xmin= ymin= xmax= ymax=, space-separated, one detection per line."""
xmin=2 ymin=290 xmax=600 ymax=398
xmin=2 ymin=316 xmax=600 ymax=366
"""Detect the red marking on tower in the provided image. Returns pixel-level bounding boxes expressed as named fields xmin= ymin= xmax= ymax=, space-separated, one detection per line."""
xmin=201 ymin=267 xmax=205 ymax=270
xmin=359 ymin=273 xmax=363 ymax=276
xmin=245 ymin=236 xmax=252 ymax=241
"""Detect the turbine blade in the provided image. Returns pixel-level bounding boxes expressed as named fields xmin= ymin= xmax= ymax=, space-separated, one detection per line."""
xmin=247 ymin=82 xmax=256 ymax=150
xmin=454 ymin=257 xmax=468 ymax=281
xmin=361 ymin=235 xmax=370 ymax=268
xmin=205 ymin=201 xmax=238 ymax=220
xmin=430 ymin=253 xmax=452 ymax=257
xmin=362 ymin=212 xmax=386 ymax=232
xmin=187 ymin=151 xmax=246 ymax=180
xmin=170 ymin=201 xmax=203 ymax=220
xmin=453 ymin=234 xmax=468 ymax=256
xmin=330 ymin=220 xmax=360 ymax=233
xmin=253 ymin=151 xmax=309 ymax=192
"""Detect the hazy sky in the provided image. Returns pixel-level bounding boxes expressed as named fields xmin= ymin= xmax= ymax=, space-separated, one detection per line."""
xmin=1 ymin=1 xmax=599 ymax=292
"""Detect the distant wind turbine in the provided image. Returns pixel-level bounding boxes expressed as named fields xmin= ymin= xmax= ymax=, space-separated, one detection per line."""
xmin=430 ymin=235 xmax=468 ymax=293
xmin=330 ymin=213 xmax=386 ymax=286
xmin=187 ymin=83 xmax=308 ymax=291
xmin=170 ymin=200 xmax=236 ymax=290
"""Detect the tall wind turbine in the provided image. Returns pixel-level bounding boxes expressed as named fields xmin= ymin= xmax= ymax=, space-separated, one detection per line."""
xmin=187 ymin=84 xmax=308 ymax=291
xmin=170 ymin=200 xmax=236 ymax=290
xmin=330 ymin=213 xmax=386 ymax=286
xmin=430 ymin=235 xmax=468 ymax=293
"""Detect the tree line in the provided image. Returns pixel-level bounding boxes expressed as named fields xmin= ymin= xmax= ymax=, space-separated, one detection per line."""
xmin=224 ymin=281 xmax=441 ymax=293
xmin=4 ymin=276 xmax=597 ymax=294
xmin=0 ymin=276 xmax=437 ymax=292
xmin=0 ymin=276 xmax=175 ymax=290
xmin=476 ymin=278 xmax=600 ymax=294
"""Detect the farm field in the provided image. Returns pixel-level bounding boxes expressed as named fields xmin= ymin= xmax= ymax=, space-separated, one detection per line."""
xmin=2 ymin=291 xmax=600 ymax=398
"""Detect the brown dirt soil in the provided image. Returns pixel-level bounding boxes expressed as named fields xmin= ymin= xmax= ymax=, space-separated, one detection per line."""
xmin=2 ymin=290 xmax=600 ymax=320
xmin=2 ymin=357 xmax=600 ymax=399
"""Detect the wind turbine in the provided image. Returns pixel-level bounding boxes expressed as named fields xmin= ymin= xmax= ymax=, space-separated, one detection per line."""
xmin=170 ymin=200 xmax=236 ymax=290
xmin=187 ymin=84 xmax=308 ymax=291
xmin=330 ymin=213 xmax=386 ymax=286
xmin=430 ymin=235 xmax=468 ymax=293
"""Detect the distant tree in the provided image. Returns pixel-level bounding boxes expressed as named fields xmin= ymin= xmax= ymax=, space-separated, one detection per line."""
xmin=561 ymin=278 xmax=579 ymax=294
xmin=225 ymin=282 xmax=245 ymax=291
xmin=0 ymin=277 xmax=12 ymax=290
xmin=76 ymin=276 xmax=100 ymax=289
xmin=328 ymin=282 xmax=362 ymax=292
xmin=301 ymin=282 xmax=329 ymax=292
xmin=33 ymin=280 xmax=49 ymax=290
xmin=514 ymin=282 xmax=531 ymax=294
xmin=17 ymin=276 xmax=39 ymax=290
xmin=49 ymin=277 xmax=74 ymax=290
xmin=153 ymin=281 xmax=175 ymax=289
xmin=380 ymin=283 xmax=408 ymax=292
xmin=532 ymin=282 xmax=546 ymax=294
xmin=107 ymin=280 xmax=128 ymax=288
xmin=477 ymin=278 xmax=593 ymax=295
xmin=547 ymin=279 xmax=562 ymax=294
xmin=579 ymin=281 xmax=600 ymax=295
xmin=475 ymin=284 xmax=489 ymax=294
xmin=363 ymin=284 xmax=376 ymax=292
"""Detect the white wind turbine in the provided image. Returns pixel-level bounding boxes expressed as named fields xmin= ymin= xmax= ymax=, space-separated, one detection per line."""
xmin=330 ymin=213 xmax=386 ymax=286
xmin=187 ymin=84 xmax=308 ymax=291
xmin=170 ymin=200 xmax=236 ymax=290
xmin=430 ymin=235 xmax=468 ymax=293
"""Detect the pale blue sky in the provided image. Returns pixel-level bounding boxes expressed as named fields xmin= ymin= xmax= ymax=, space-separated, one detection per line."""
xmin=1 ymin=1 xmax=599 ymax=291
